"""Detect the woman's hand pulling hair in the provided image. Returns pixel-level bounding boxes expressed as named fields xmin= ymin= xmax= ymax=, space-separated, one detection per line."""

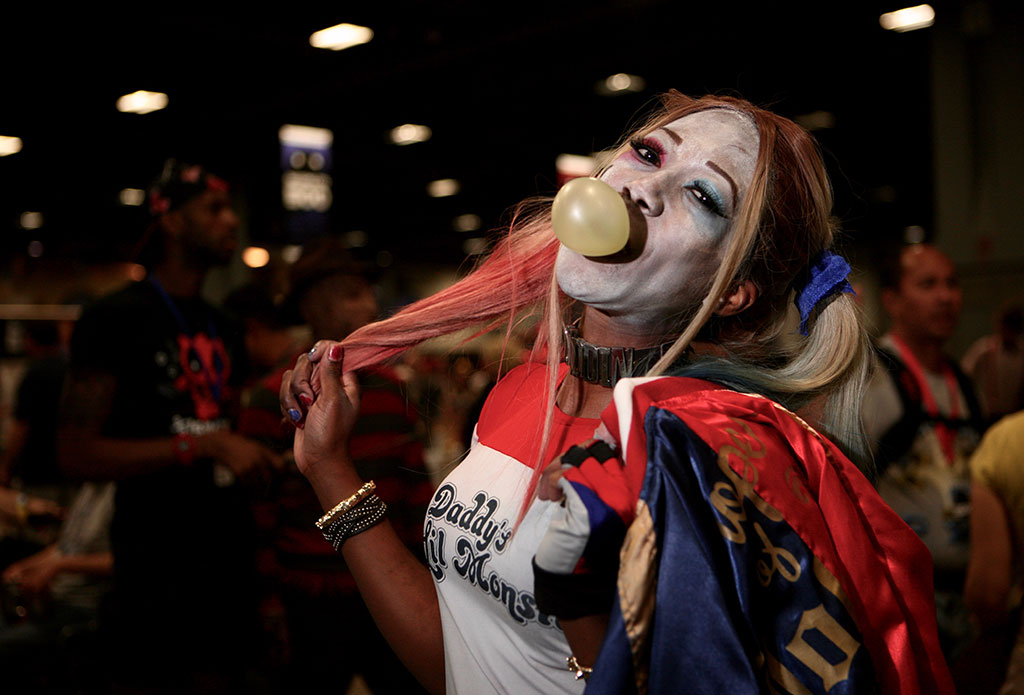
xmin=281 ymin=341 xmax=361 ymax=487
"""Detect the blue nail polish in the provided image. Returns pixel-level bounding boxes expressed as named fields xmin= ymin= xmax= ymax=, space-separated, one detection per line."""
xmin=288 ymin=408 xmax=302 ymax=423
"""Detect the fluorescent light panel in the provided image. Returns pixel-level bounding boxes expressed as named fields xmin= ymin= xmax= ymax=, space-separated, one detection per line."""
xmin=310 ymin=23 xmax=373 ymax=51
xmin=880 ymin=4 xmax=935 ymax=32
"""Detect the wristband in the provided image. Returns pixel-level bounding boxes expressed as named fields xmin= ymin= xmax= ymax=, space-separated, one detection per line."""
xmin=173 ymin=432 xmax=196 ymax=467
xmin=320 ymin=494 xmax=388 ymax=551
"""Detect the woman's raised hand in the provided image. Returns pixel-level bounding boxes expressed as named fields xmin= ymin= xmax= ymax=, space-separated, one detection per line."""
xmin=281 ymin=341 xmax=361 ymax=489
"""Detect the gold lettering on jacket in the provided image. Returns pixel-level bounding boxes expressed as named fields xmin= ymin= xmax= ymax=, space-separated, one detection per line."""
xmin=753 ymin=521 xmax=801 ymax=586
xmin=710 ymin=417 xmax=783 ymax=544
xmin=785 ymin=605 xmax=859 ymax=691
xmin=762 ymin=651 xmax=814 ymax=695
xmin=703 ymin=409 xmax=861 ymax=692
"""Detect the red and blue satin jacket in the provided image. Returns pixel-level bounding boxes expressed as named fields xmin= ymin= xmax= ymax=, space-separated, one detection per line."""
xmin=564 ymin=376 xmax=953 ymax=695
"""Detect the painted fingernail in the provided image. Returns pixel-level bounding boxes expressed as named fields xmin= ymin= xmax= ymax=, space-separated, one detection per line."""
xmin=328 ymin=344 xmax=343 ymax=362
xmin=298 ymin=394 xmax=313 ymax=407
xmin=308 ymin=344 xmax=319 ymax=357
xmin=287 ymin=408 xmax=302 ymax=423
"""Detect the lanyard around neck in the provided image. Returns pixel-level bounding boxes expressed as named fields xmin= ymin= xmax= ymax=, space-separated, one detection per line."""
xmin=889 ymin=333 xmax=960 ymax=465
xmin=148 ymin=276 xmax=224 ymax=404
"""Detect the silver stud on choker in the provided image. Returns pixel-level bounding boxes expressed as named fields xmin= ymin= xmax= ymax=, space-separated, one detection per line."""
xmin=563 ymin=326 xmax=676 ymax=388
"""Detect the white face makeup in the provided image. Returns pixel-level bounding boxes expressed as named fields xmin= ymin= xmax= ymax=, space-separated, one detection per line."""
xmin=555 ymin=109 xmax=759 ymax=334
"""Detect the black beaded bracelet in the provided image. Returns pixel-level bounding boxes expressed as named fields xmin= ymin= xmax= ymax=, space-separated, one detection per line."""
xmin=320 ymin=494 xmax=388 ymax=551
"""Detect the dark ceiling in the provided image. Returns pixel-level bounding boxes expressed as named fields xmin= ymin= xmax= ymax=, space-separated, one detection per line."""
xmin=1 ymin=2 xmax=939 ymax=268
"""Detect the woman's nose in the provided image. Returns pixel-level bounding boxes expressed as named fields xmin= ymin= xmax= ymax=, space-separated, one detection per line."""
xmin=622 ymin=176 xmax=663 ymax=217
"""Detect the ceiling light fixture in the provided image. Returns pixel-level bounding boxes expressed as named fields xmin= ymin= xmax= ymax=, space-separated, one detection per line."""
xmin=116 ymin=90 xmax=169 ymax=114
xmin=453 ymin=214 xmax=481 ymax=232
xmin=242 ymin=246 xmax=271 ymax=268
xmin=596 ymin=73 xmax=645 ymax=96
xmin=120 ymin=188 xmax=146 ymax=206
xmin=0 ymin=135 xmax=23 ymax=156
xmin=427 ymin=178 xmax=460 ymax=197
xmin=310 ymin=23 xmax=374 ymax=51
xmin=389 ymin=124 xmax=432 ymax=145
xmin=20 ymin=211 xmax=43 ymax=229
xmin=879 ymin=5 xmax=935 ymax=32
xmin=344 ymin=230 xmax=368 ymax=248
xmin=279 ymin=124 xmax=334 ymax=148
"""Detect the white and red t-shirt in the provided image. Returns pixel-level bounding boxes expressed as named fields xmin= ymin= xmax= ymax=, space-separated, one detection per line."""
xmin=426 ymin=363 xmax=598 ymax=694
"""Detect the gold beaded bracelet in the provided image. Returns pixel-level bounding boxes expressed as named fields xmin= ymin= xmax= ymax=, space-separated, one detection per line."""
xmin=315 ymin=480 xmax=376 ymax=530
xmin=566 ymin=655 xmax=593 ymax=680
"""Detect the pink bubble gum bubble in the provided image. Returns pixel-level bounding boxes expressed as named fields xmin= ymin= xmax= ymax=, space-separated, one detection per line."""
xmin=551 ymin=177 xmax=629 ymax=257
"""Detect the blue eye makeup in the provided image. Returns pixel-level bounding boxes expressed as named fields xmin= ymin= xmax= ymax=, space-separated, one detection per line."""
xmin=686 ymin=179 xmax=727 ymax=218
xmin=624 ymin=135 xmax=732 ymax=218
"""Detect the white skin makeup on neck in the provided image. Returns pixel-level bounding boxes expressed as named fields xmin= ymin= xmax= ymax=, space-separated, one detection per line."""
xmin=555 ymin=109 xmax=759 ymax=347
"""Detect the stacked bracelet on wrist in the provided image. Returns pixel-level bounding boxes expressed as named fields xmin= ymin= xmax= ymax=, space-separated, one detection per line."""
xmin=316 ymin=481 xmax=388 ymax=551
xmin=316 ymin=481 xmax=376 ymax=529
xmin=321 ymin=494 xmax=388 ymax=551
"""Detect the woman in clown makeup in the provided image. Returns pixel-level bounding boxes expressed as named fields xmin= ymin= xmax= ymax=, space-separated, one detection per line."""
xmin=281 ymin=92 xmax=953 ymax=695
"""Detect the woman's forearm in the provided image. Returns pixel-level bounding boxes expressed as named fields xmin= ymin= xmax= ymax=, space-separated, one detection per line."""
xmin=286 ymin=347 xmax=445 ymax=692
xmin=341 ymin=521 xmax=445 ymax=694
xmin=311 ymin=467 xmax=445 ymax=694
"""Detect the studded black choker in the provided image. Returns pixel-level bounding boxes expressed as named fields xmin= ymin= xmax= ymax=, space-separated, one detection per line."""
xmin=563 ymin=325 xmax=676 ymax=388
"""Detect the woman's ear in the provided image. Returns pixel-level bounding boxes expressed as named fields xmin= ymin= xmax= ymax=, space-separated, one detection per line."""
xmin=714 ymin=280 xmax=758 ymax=317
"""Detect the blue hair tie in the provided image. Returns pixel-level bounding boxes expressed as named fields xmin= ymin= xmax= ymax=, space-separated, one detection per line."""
xmin=795 ymin=250 xmax=855 ymax=336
